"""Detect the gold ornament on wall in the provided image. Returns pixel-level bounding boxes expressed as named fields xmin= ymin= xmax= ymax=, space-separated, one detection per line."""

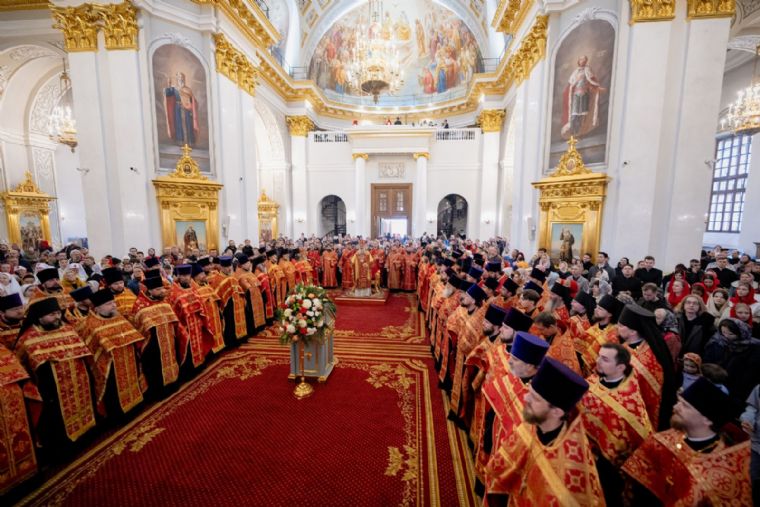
xmin=192 ymin=0 xmax=281 ymax=49
xmin=505 ymin=15 xmax=548 ymax=86
xmin=629 ymin=0 xmax=676 ymax=22
xmin=352 ymin=153 xmax=369 ymax=161
xmin=0 ymin=171 xmax=55 ymax=251
xmin=152 ymin=145 xmax=223 ymax=254
xmin=478 ymin=110 xmax=506 ymax=133
xmin=412 ymin=152 xmax=430 ymax=160
xmin=213 ymin=33 xmax=259 ymax=96
xmin=51 ymin=0 xmax=139 ymax=52
xmin=686 ymin=0 xmax=735 ymax=18
xmin=492 ymin=0 xmax=534 ymax=35
xmin=286 ymin=115 xmax=315 ymax=137
xmin=257 ymin=190 xmax=280 ymax=243
xmin=532 ymin=139 xmax=609 ymax=264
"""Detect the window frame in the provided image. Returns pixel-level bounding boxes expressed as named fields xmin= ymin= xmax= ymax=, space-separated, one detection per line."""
xmin=706 ymin=133 xmax=751 ymax=233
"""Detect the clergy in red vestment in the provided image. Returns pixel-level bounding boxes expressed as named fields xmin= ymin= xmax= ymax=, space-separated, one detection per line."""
xmin=577 ymin=294 xmax=621 ymax=375
xmin=170 ymin=265 xmax=215 ymax=371
xmin=438 ymin=276 xmax=468 ymax=385
xmin=234 ymin=254 xmax=266 ymax=336
xmin=487 ymin=357 xmax=604 ymax=506
xmin=370 ymin=243 xmax=386 ymax=288
xmin=192 ymin=261 xmax=225 ymax=354
xmin=351 ymin=244 xmax=373 ymax=294
xmin=307 ymin=246 xmax=322 ymax=285
xmin=616 ymin=304 xmax=677 ymax=431
xmin=208 ymin=256 xmax=247 ymax=347
xmin=622 ymin=377 xmax=751 ymax=506
xmin=78 ymin=289 xmax=144 ymax=418
xmin=340 ymin=245 xmax=356 ymax=290
xmin=254 ymin=257 xmax=275 ymax=322
xmin=27 ymin=268 xmax=75 ymax=316
xmin=531 ymin=311 xmax=582 ymax=375
xmin=387 ymin=247 xmax=404 ymax=290
xmin=321 ymin=245 xmax=339 ymax=288
xmin=103 ymin=267 xmax=137 ymax=321
xmin=15 ymin=297 xmax=95 ymax=452
xmin=0 ymin=292 xmax=25 ymax=350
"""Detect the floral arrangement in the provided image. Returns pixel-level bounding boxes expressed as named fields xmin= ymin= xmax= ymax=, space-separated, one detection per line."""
xmin=276 ymin=284 xmax=336 ymax=345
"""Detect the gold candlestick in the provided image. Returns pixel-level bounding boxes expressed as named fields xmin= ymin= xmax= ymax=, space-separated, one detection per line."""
xmin=293 ymin=340 xmax=314 ymax=399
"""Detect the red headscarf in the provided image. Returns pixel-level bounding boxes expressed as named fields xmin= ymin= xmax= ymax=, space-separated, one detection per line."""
xmin=730 ymin=303 xmax=754 ymax=326
xmin=692 ymin=282 xmax=709 ymax=303
xmin=667 ymin=280 xmax=691 ymax=308
xmin=730 ymin=283 xmax=756 ymax=307
xmin=702 ymin=271 xmax=718 ymax=294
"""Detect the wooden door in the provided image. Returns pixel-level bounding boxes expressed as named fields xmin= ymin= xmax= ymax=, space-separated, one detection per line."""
xmin=371 ymin=183 xmax=412 ymax=238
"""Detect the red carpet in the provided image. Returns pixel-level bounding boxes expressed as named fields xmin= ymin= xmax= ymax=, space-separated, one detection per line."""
xmin=16 ymin=295 xmax=476 ymax=507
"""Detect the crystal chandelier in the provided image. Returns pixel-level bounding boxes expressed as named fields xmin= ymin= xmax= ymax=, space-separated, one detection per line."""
xmin=346 ymin=0 xmax=403 ymax=104
xmin=48 ymin=58 xmax=78 ymax=152
xmin=723 ymin=46 xmax=760 ymax=135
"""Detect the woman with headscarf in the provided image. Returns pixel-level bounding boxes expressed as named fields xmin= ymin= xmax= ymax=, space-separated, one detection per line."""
xmin=727 ymin=302 xmax=760 ymax=338
xmin=703 ymin=318 xmax=760 ymax=401
xmin=666 ymin=279 xmax=691 ymax=308
xmin=61 ymin=264 xmax=86 ymax=293
xmin=678 ymin=352 xmax=702 ymax=392
xmin=654 ymin=308 xmax=681 ymax=368
xmin=701 ymin=271 xmax=719 ymax=297
xmin=590 ymin=278 xmax=612 ymax=303
xmin=706 ymin=288 xmax=730 ymax=326
xmin=0 ymin=272 xmax=22 ymax=296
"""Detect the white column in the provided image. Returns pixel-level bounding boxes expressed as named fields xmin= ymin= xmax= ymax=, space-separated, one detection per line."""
xmin=217 ymin=76 xmax=244 ymax=244
xmin=479 ymin=111 xmax=503 ymax=240
xmin=290 ymin=132 xmax=308 ymax=238
xmin=413 ymin=152 xmax=428 ymax=236
xmin=353 ymin=153 xmax=368 ymax=237
xmin=240 ymin=92 xmax=259 ymax=242
xmin=737 ymin=133 xmax=760 ymax=253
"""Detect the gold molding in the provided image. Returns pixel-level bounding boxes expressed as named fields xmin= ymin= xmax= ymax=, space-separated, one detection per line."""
xmin=412 ymin=152 xmax=430 ymax=160
xmin=0 ymin=0 xmax=48 ymax=11
xmin=213 ymin=33 xmax=258 ymax=96
xmin=492 ymin=0 xmax=535 ymax=35
xmin=532 ymin=140 xmax=609 ymax=263
xmin=286 ymin=115 xmax=314 ymax=136
xmin=629 ymin=0 xmax=676 ymax=22
xmin=352 ymin=153 xmax=369 ymax=161
xmin=504 ymin=15 xmax=548 ymax=86
xmin=93 ymin=1 xmax=138 ymax=50
xmin=191 ymin=0 xmax=281 ymax=49
xmin=51 ymin=1 xmax=139 ymax=52
xmin=686 ymin=0 xmax=735 ymax=18
xmin=51 ymin=3 xmax=101 ymax=52
xmin=257 ymin=190 xmax=280 ymax=243
xmin=0 ymin=171 xmax=55 ymax=248
xmin=152 ymin=145 xmax=223 ymax=253
xmin=478 ymin=110 xmax=506 ymax=133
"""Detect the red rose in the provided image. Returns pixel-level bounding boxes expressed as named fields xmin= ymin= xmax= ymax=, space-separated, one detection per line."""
xmin=299 ymin=327 xmax=307 ymax=334
xmin=279 ymin=303 xmax=288 ymax=309
xmin=300 ymin=307 xmax=308 ymax=314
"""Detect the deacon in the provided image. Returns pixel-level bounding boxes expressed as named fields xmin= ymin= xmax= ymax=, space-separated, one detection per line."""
xmin=582 ymin=342 xmax=652 ymax=505
xmin=78 ymin=289 xmax=144 ymax=419
xmin=132 ymin=275 xmax=184 ymax=398
xmin=208 ymin=256 xmax=247 ymax=347
xmin=483 ymin=331 xmax=548 ymax=504
xmin=622 ymin=377 xmax=751 ymax=505
xmin=0 ymin=293 xmax=25 ymax=349
xmin=192 ymin=262 xmax=224 ymax=354
xmin=15 ymin=297 xmax=95 ymax=454
xmin=170 ymin=264 xmax=214 ymax=374
xmin=487 ymin=357 xmax=604 ymax=505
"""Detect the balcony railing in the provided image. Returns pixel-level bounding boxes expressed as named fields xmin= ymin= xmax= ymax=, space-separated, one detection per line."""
xmin=312 ymin=132 xmax=349 ymax=143
xmin=436 ymin=129 xmax=477 ymax=141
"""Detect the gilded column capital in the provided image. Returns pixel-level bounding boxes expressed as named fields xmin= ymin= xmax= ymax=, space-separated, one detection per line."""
xmin=629 ymin=0 xmax=676 ymax=22
xmin=51 ymin=3 xmax=101 ymax=52
xmin=213 ymin=33 xmax=259 ymax=96
xmin=478 ymin=110 xmax=506 ymax=133
xmin=287 ymin=116 xmax=315 ymax=137
xmin=93 ymin=1 xmax=139 ymax=50
xmin=686 ymin=0 xmax=735 ymax=19
xmin=412 ymin=152 xmax=429 ymax=160
xmin=352 ymin=153 xmax=369 ymax=161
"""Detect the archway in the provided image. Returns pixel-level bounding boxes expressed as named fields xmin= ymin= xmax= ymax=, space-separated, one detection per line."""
xmin=318 ymin=195 xmax=346 ymax=238
xmin=437 ymin=194 xmax=468 ymax=238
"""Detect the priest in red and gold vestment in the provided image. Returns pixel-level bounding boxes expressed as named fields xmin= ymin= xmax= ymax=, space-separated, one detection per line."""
xmin=387 ymin=247 xmax=404 ymax=290
xmin=401 ymin=247 xmax=418 ymax=291
xmin=67 ymin=286 xmax=94 ymax=330
xmin=28 ymin=267 xmax=75 ymax=314
xmin=582 ymin=342 xmax=652 ymax=505
xmin=483 ymin=330 xmax=547 ymax=503
xmin=0 ymin=342 xmax=40 ymax=494
xmin=103 ymin=267 xmax=136 ymax=321
xmin=577 ymin=295 xmax=621 ymax=376
xmin=278 ymin=249 xmax=297 ymax=295
xmin=294 ymin=251 xmax=314 ymax=286
xmin=192 ymin=262 xmax=224 ymax=354
xmin=78 ymin=289 xmax=144 ymax=418
xmin=617 ymin=304 xmax=677 ymax=431
xmin=321 ymin=245 xmax=339 ymax=288
xmin=307 ymin=245 xmax=322 ymax=285
xmin=488 ymin=357 xmax=603 ymax=506
xmin=622 ymin=377 xmax=751 ymax=506
xmin=370 ymin=242 xmax=386 ymax=288
xmin=170 ymin=265 xmax=215 ymax=371
xmin=234 ymin=254 xmax=266 ymax=336
xmin=132 ymin=276 xmax=185 ymax=398
xmin=208 ymin=256 xmax=247 ymax=347
xmin=0 ymin=293 xmax=25 ymax=350
xmin=339 ymin=245 xmax=356 ymax=291
xmin=266 ymin=250 xmax=286 ymax=307
xmin=253 ymin=258 xmax=275 ymax=323
xmin=16 ymin=297 xmax=95 ymax=452
xmin=566 ymin=290 xmax=595 ymax=374
xmin=438 ymin=277 xmax=469 ymax=386
xmin=532 ymin=311 xmax=582 ymax=375
xmin=351 ymin=245 xmax=373 ymax=295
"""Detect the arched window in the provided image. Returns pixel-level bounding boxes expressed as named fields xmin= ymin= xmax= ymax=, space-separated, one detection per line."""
xmin=437 ymin=194 xmax=468 ymax=238
xmin=318 ymin=195 xmax=347 ymax=238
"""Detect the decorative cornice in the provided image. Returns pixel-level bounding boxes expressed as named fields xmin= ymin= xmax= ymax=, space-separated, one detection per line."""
xmin=478 ymin=110 xmax=506 ymax=133
xmin=504 ymin=15 xmax=548 ymax=86
xmin=286 ymin=116 xmax=314 ymax=136
xmin=352 ymin=153 xmax=369 ymax=161
xmin=687 ymin=0 xmax=735 ymax=19
xmin=93 ymin=1 xmax=138 ymax=50
xmin=0 ymin=0 xmax=48 ymax=11
xmin=412 ymin=152 xmax=430 ymax=160
xmin=51 ymin=1 xmax=139 ymax=52
xmin=191 ymin=0 xmax=281 ymax=49
xmin=492 ymin=0 xmax=535 ymax=35
xmin=629 ymin=0 xmax=676 ymax=22
xmin=213 ymin=33 xmax=258 ymax=96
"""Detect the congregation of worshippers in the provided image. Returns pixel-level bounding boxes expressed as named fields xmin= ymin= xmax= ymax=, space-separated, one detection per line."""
xmin=1 ymin=236 xmax=758 ymax=505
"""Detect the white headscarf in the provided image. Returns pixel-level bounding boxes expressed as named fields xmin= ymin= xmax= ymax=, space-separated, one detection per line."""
xmin=0 ymin=272 xmax=22 ymax=296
